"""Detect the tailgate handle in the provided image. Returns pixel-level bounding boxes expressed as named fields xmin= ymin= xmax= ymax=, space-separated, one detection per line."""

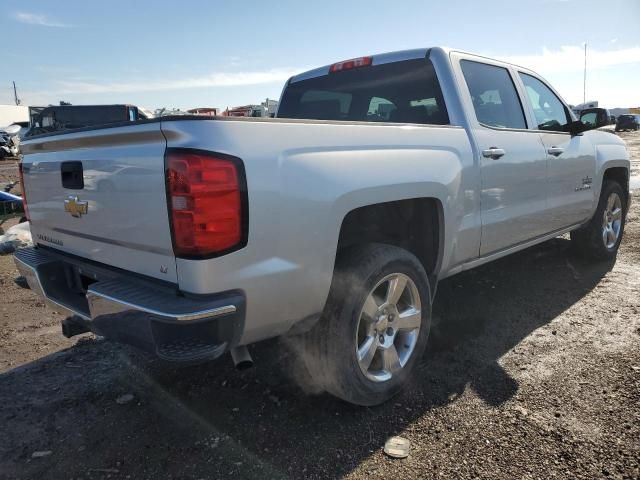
xmin=61 ymin=161 xmax=84 ymax=190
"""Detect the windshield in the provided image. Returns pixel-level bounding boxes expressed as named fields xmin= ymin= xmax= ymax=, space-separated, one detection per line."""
xmin=278 ymin=58 xmax=449 ymax=125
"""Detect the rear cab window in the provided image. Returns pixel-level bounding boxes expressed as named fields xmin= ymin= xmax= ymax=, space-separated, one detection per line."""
xmin=277 ymin=58 xmax=449 ymax=125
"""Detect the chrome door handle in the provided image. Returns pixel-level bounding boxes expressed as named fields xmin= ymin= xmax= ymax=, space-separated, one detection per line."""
xmin=482 ymin=147 xmax=506 ymax=160
xmin=547 ymin=146 xmax=564 ymax=156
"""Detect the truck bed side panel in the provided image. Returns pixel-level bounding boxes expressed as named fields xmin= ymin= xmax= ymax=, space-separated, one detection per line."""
xmin=161 ymin=119 xmax=477 ymax=344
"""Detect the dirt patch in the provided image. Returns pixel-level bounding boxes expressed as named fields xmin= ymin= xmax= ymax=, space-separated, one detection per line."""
xmin=0 ymin=159 xmax=21 ymax=195
xmin=0 ymin=133 xmax=639 ymax=479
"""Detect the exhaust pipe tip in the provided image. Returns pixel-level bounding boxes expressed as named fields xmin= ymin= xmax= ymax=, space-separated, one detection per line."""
xmin=230 ymin=346 xmax=253 ymax=370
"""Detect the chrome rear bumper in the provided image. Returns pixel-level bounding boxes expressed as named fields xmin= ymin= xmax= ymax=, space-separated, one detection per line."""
xmin=14 ymin=247 xmax=245 ymax=363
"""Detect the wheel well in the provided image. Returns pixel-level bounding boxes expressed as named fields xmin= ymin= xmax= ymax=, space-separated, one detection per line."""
xmin=603 ymin=167 xmax=629 ymax=198
xmin=336 ymin=198 xmax=442 ymax=288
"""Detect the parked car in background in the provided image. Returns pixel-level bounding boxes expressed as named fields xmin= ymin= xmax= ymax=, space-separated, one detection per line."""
xmin=15 ymin=47 xmax=631 ymax=406
xmin=1 ymin=121 xmax=29 ymax=134
xmin=0 ymin=124 xmax=22 ymax=159
xmin=615 ymin=114 xmax=640 ymax=132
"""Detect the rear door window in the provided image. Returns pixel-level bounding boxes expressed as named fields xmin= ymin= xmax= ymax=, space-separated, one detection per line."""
xmin=278 ymin=58 xmax=449 ymax=125
xmin=460 ymin=60 xmax=527 ymax=129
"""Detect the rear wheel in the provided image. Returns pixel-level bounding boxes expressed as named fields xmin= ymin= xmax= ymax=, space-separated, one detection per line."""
xmin=571 ymin=180 xmax=627 ymax=260
xmin=299 ymin=243 xmax=432 ymax=406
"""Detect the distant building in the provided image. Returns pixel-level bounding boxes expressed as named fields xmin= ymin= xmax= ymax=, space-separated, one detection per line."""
xmin=222 ymin=99 xmax=279 ymax=118
xmin=0 ymin=105 xmax=29 ymax=127
xmin=262 ymin=98 xmax=279 ymax=117
xmin=570 ymin=100 xmax=598 ymax=116
xmin=154 ymin=108 xmax=189 ymax=117
xmin=594 ymin=107 xmax=640 ymax=118
xmin=187 ymin=107 xmax=221 ymax=116
xmin=224 ymin=105 xmax=267 ymax=117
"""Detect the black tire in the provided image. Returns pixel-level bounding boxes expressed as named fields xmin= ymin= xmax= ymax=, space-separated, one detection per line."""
xmin=570 ymin=180 xmax=627 ymax=260
xmin=299 ymin=243 xmax=432 ymax=406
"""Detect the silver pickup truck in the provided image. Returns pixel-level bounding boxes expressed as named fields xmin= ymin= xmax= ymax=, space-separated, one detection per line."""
xmin=15 ymin=47 xmax=630 ymax=405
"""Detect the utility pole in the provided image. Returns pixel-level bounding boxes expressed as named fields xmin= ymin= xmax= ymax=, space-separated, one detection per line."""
xmin=583 ymin=43 xmax=587 ymax=105
xmin=12 ymin=81 xmax=21 ymax=106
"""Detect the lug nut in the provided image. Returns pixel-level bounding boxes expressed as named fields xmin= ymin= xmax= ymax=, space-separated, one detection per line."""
xmin=386 ymin=327 xmax=394 ymax=336
xmin=379 ymin=335 xmax=385 ymax=343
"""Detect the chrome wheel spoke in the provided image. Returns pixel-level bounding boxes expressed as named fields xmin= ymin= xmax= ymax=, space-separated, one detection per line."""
xmin=611 ymin=207 xmax=622 ymax=221
xmin=362 ymin=294 xmax=379 ymax=320
xmin=396 ymin=307 xmax=421 ymax=331
xmin=357 ymin=336 xmax=378 ymax=371
xmin=385 ymin=275 xmax=407 ymax=306
xmin=382 ymin=345 xmax=402 ymax=375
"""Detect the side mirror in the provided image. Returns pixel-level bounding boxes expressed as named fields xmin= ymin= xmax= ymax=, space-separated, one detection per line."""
xmin=579 ymin=108 xmax=609 ymax=131
xmin=568 ymin=120 xmax=587 ymax=136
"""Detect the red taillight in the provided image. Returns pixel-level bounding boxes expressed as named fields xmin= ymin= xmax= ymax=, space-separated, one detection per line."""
xmin=166 ymin=151 xmax=245 ymax=257
xmin=329 ymin=56 xmax=372 ymax=73
xmin=17 ymin=162 xmax=30 ymax=222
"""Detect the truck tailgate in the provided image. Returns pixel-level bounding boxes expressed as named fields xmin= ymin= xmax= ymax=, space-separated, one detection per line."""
xmin=20 ymin=123 xmax=177 ymax=283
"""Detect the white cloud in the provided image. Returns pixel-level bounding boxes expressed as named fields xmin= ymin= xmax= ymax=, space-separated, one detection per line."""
xmin=496 ymin=45 xmax=640 ymax=74
xmin=54 ymin=68 xmax=306 ymax=94
xmin=13 ymin=12 xmax=71 ymax=28
xmin=494 ymin=45 xmax=640 ymax=107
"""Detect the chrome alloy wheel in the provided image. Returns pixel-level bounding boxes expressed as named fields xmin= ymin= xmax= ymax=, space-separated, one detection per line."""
xmin=355 ymin=273 xmax=422 ymax=383
xmin=602 ymin=192 xmax=623 ymax=249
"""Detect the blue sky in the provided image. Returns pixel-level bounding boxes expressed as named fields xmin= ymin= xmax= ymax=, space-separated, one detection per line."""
xmin=2 ymin=0 xmax=639 ymax=110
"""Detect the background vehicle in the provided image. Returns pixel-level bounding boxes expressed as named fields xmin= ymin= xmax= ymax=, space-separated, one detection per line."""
xmin=0 ymin=190 xmax=24 ymax=224
xmin=0 ymin=124 xmax=22 ymax=158
xmin=26 ymin=104 xmax=149 ymax=137
xmin=615 ymin=114 xmax=640 ymax=132
xmin=15 ymin=47 xmax=630 ymax=405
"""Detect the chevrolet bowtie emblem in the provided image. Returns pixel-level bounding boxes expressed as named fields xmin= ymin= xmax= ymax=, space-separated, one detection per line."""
xmin=64 ymin=195 xmax=88 ymax=218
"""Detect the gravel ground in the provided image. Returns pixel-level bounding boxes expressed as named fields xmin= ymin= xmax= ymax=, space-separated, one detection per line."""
xmin=0 ymin=159 xmax=20 ymax=195
xmin=0 ymin=131 xmax=639 ymax=480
